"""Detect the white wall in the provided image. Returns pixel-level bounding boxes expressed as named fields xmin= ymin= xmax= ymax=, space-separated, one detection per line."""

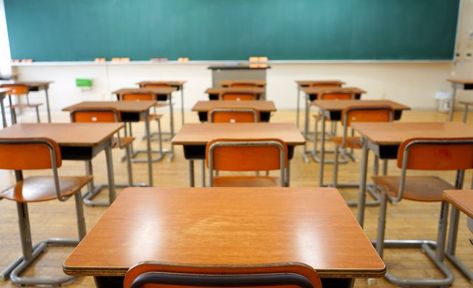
xmin=0 ymin=0 xmax=11 ymax=75
xmin=454 ymin=0 xmax=473 ymax=77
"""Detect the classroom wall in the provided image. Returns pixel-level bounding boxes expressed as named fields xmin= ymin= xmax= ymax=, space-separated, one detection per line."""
xmin=0 ymin=0 xmax=11 ymax=75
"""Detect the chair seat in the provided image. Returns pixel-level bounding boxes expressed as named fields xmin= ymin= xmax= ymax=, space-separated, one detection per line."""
xmin=331 ymin=136 xmax=362 ymax=149
xmin=148 ymin=113 xmax=163 ymax=121
xmin=372 ymin=175 xmax=454 ymax=202
xmin=112 ymin=136 xmax=135 ymax=149
xmin=0 ymin=176 xmax=92 ymax=203
xmin=213 ymin=176 xmax=279 ymax=187
xmin=443 ymin=190 xmax=473 ymax=218
xmin=9 ymin=103 xmax=43 ymax=109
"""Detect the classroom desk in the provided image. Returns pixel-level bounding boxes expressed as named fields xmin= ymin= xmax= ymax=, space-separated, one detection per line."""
xmin=113 ymin=87 xmax=177 ymax=139
xmin=0 ymin=123 xmax=123 ymax=205
xmin=62 ymin=100 xmax=160 ymax=186
xmin=295 ymin=80 xmax=345 ymax=128
xmin=218 ymin=79 xmax=266 ymax=88
xmin=63 ymin=187 xmax=386 ymax=288
xmin=208 ymin=64 xmax=269 ymax=91
xmin=0 ymin=81 xmax=53 ymax=123
xmin=137 ymin=81 xmax=186 ymax=125
xmin=0 ymin=88 xmax=9 ymax=128
xmin=172 ymin=123 xmax=305 ymax=187
xmin=312 ymin=100 xmax=410 ymax=187
xmin=351 ymin=122 xmax=473 ymax=227
xmin=192 ymin=100 xmax=276 ymax=122
xmin=205 ymin=87 xmax=265 ymax=100
xmin=446 ymin=78 xmax=473 ymax=121
xmin=300 ymin=87 xmax=365 ymax=162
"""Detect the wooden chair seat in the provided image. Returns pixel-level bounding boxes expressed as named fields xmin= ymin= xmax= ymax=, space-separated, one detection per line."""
xmin=148 ymin=113 xmax=163 ymax=121
xmin=112 ymin=136 xmax=135 ymax=149
xmin=10 ymin=103 xmax=43 ymax=109
xmin=0 ymin=175 xmax=92 ymax=203
xmin=330 ymin=136 xmax=362 ymax=149
xmin=213 ymin=176 xmax=279 ymax=187
xmin=443 ymin=190 xmax=473 ymax=218
xmin=372 ymin=175 xmax=454 ymax=202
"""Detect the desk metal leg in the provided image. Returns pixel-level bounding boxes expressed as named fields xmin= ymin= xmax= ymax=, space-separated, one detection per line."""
xmin=145 ymin=116 xmax=154 ymax=186
xmin=201 ymin=160 xmax=206 ymax=187
xmin=448 ymin=85 xmax=457 ymax=121
xmin=180 ymin=86 xmax=185 ymax=125
xmin=44 ymin=88 xmax=51 ymax=123
xmin=189 ymin=160 xmax=195 ymax=187
xmin=1 ymin=99 xmax=6 ymax=128
xmin=318 ymin=114 xmax=326 ymax=187
xmin=356 ymin=138 xmax=369 ymax=227
xmin=296 ymin=86 xmax=300 ymax=128
xmin=8 ymin=95 xmax=17 ymax=124
xmin=304 ymin=93 xmax=309 ymax=140
xmin=169 ymin=95 xmax=175 ymax=138
xmin=105 ymin=141 xmax=116 ymax=203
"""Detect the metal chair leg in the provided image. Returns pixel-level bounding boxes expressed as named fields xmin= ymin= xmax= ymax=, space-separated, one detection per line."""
xmin=35 ymin=106 xmax=41 ymax=123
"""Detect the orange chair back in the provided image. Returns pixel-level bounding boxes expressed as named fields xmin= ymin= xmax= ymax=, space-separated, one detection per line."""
xmin=121 ymin=93 xmax=155 ymax=101
xmin=0 ymin=138 xmax=62 ymax=170
xmin=70 ymin=108 xmax=121 ymax=123
xmin=209 ymin=108 xmax=258 ymax=123
xmin=5 ymin=84 xmax=29 ymax=95
xmin=319 ymin=92 xmax=354 ymax=100
xmin=309 ymin=83 xmax=342 ymax=88
xmin=124 ymin=262 xmax=322 ymax=288
xmin=229 ymin=82 xmax=259 ymax=88
xmin=206 ymin=139 xmax=287 ymax=171
xmin=142 ymin=83 xmax=172 ymax=89
xmin=221 ymin=93 xmax=258 ymax=101
xmin=397 ymin=138 xmax=473 ymax=171
xmin=342 ymin=106 xmax=393 ymax=127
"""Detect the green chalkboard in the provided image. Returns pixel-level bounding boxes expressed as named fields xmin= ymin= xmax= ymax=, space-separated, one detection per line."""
xmin=5 ymin=0 xmax=460 ymax=61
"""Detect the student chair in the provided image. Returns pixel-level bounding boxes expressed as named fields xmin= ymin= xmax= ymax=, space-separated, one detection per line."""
xmin=208 ymin=107 xmax=259 ymax=123
xmin=443 ymin=189 xmax=473 ymax=282
xmin=70 ymin=108 xmax=135 ymax=205
xmin=310 ymin=91 xmax=356 ymax=164
xmin=372 ymin=138 xmax=473 ymax=286
xmin=220 ymin=91 xmax=259 ymax=101
xmin=331 ymin=106 xmax=394 ymax=188
xmin=0 ymin=138 xmax=91 ymax=286
xmin=124 ymin=262 xmax=322 ymax=288
xmin=206 ymin=139 xmax=288 ymax=187
xmin=5 ymin=84 xmax=42 ymax=124
xmin=120 ymin=92 xmax=167 ymax=161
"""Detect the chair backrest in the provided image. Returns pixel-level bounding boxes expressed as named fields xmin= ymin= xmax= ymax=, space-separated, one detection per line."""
xmin=308 ymin=83 xmax=342 ymax=89
xmin=398 ymin=138 xmax=473 ymax=171
xmin=5 ymin=84 xmax=29 ymax=96
xmin=229 ymin=82 xmax=260 ymax=88
xmin=319 ymin=91 xmax=354 ymax=100
xmin=342 ymin=105 xmax=393 ymax=127
xmin=70 ymin=107 xmax=121 ymax=123
xmin=0 ymin=137 xmax=62 ymax=171
xmin=206 ymin=138 xmax=287 ymax=186
xmin=124 ymin=262 xmax=322 ymax=288
xmin=121 ymin=93 xmax=155 ymax=101
xmin=209 ymin=108 xmax=258 ymax=123
xmin=142 ymin=83 xmax=172 ymax=89
xmin=220 ymin=92 xmax=258 ymax=101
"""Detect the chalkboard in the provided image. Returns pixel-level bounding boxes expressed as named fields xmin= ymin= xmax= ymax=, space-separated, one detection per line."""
xmin=4 ymin=0 xmax=460 ymax=61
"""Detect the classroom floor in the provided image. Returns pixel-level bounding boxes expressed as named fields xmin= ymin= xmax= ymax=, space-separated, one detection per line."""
xmin=0 ymin=108 xmax=472 ymax=288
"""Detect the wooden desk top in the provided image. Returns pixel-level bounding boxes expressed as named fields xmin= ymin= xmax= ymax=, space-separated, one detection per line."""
xmin=352 ymin=122 xmax=473 ymax=145
xmin=312 ymin=100 xmax=410 ymax=111
xmin=63 ymin=187 xmax=385 ymax=278
xmin=205 ymin=87 xmax=265 ymax=94
xmin=0 ymin=123 xmax=123 ymax=147
xmin=218 ymin=80 xmax=266 ymax=88
xmin=443 ymin=190 xmax=473 ymax=218
xmin=295 ymin=80 xmax=345 ymax=87
xmin=301 ymin=87 xmax=366 ymax=95
xmin=446 ymin=78 xmax=473 ymax=85
xmin=62 ymin=101 xmax=161 ymax=113
xmin=137 ymin=80 xmax=186 ymax=87
xmin=0 ymin=81 xmax=52 ymax=88
xmin=172 ymin=123 xmax=305 ymax=145
xmin=192 ymin=101 xmax=276 ymax=112
xmin=113 ymin=87 xmax=176 ymax=96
